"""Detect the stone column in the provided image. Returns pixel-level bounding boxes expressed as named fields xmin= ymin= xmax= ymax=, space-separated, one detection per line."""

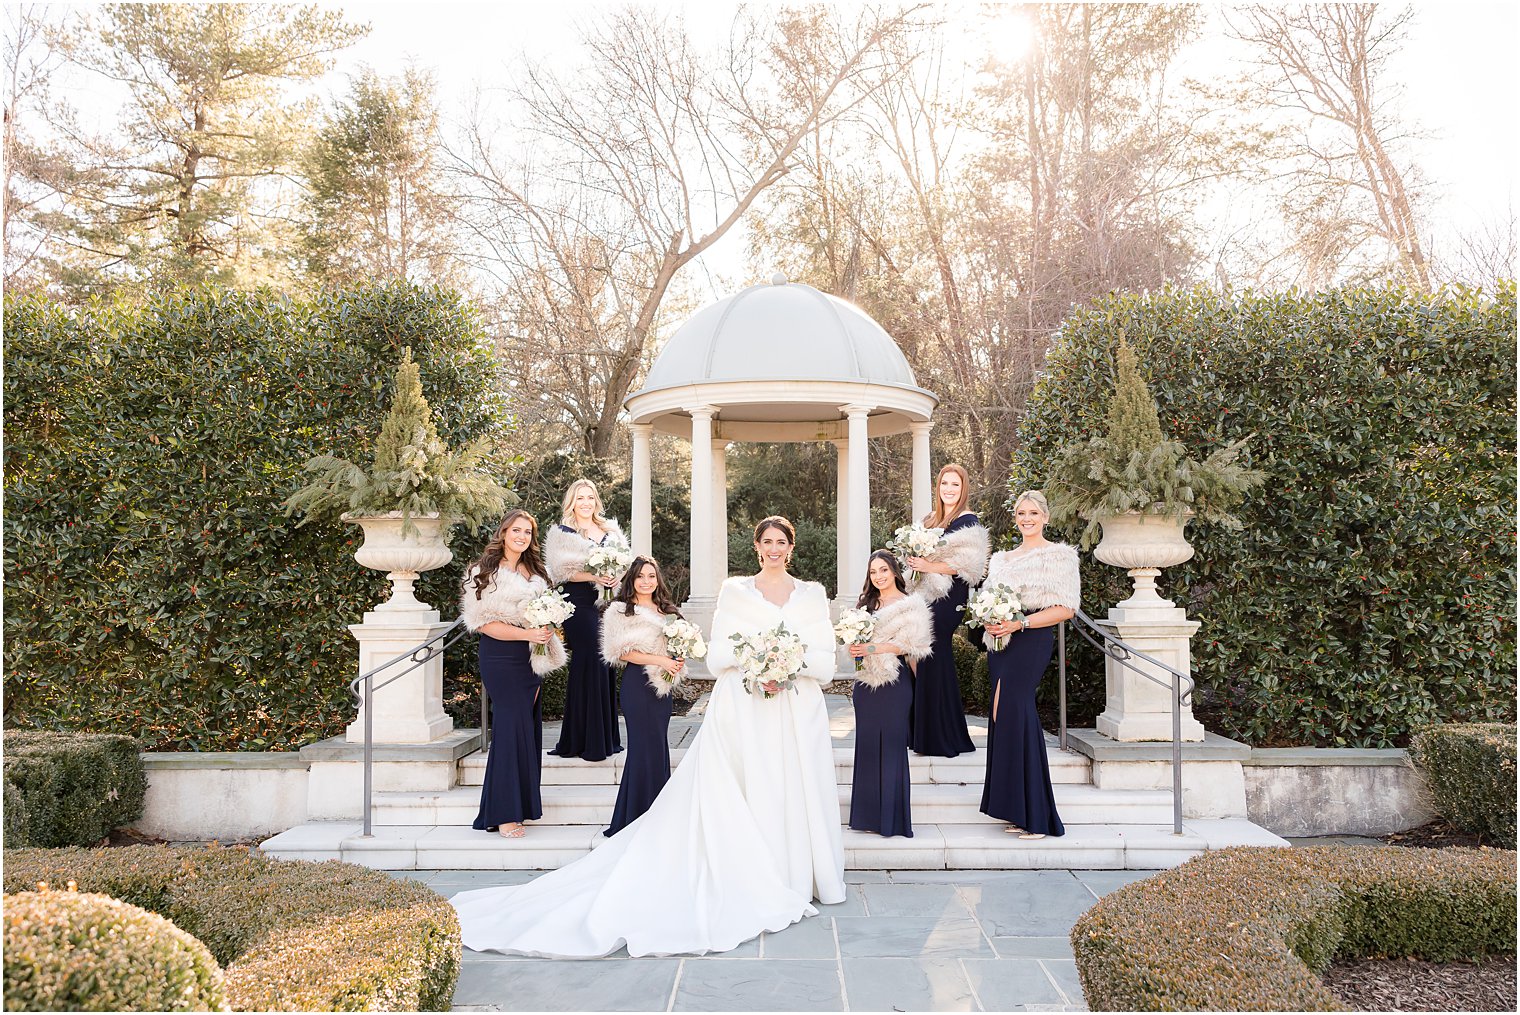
xmin=842 ymin=404 xmax=873 ymax=595
xmin=834 ymin=438 xmax=849 ymax=602
xmin=910 ymin=421 xmax=933 ymax=523
xmin=630 ymin=423 xmax=653 ymax=556
xmin=711 ymin=438 xmax=730 ymax=591
xmin=682 ymin=406 xmax=718 ymax=640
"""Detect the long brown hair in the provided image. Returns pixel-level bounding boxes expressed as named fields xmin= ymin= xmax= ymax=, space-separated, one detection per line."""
xmin=856 ymin=549 xmax=907 ymax=612
xmin=469 ymin=510 xmax=549 ymax=598
xmin=607 ymin=555 xmax=683 ymax=619
xmin=923 ymin=463 xmax=971 ymax=528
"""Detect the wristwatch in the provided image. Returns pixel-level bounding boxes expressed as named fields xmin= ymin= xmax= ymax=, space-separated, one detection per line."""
xmin=867 ymin=644 xmax=877 ymax=654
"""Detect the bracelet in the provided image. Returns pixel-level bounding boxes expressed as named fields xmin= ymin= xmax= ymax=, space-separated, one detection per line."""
xmin=867 ymin=644 xmax=877 ymax=654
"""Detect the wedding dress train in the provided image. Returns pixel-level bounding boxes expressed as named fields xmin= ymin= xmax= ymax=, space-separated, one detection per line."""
xmin=450 ymin=575 xmax=846 ymax=957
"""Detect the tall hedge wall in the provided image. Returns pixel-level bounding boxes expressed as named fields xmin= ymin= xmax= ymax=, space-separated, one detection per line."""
xmin=1014 ymin=283 xmax=1516 ymax=747
xmin=3 ymin=284 xmax=513 ymax=750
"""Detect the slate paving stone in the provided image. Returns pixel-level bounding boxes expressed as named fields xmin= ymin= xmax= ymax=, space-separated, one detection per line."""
xmin=845 ymin=871 xmax=891 ymax=883
xmin=841 ymin=957 xmax=977 ymax=1012
xmin=959 ymin=877 xmax=1096 ymax=937
xmin=991 ymin=936 xmax=1077 ymax=960
xmin=1041 ymin=958 xmax=1085 ymax=1005
xmin=817 ymin=884 xmax=869 ymax=918
xmin=860 ymin=883 xmax=974 ymax=919
xmin=453 ymin=957 xmax=678 ymax=1011
xmin=962 ymin=958 xmax=1070 ymax=1009
xmin=835 ymin=916 xmax=993 ymax=959
xmin=761 ymin=915 xmax=838 ymax=959
xmin=1072 ymin=870 xmax=1158 ymax=897
xmin=672 ymin=959 xmax=843 ymax=1011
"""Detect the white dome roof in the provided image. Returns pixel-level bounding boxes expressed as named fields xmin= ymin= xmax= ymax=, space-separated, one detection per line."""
xmin=634 ymin=276 xmax=923 ymax=396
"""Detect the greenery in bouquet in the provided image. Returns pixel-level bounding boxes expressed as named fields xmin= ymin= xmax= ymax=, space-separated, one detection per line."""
xmin=1042 ymin=335 xmax=1263 ymax=547
xmin=284 ymin=346 xmax=514 ymax=534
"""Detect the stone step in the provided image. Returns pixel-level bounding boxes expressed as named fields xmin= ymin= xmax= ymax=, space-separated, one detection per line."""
xmin=259 ymin=818 xmax=1288 ymax=872
xmin=369 ymin=783 xmax=1174 ymax=827
xmin=457 ymin=745 xmax=1092 ymax=787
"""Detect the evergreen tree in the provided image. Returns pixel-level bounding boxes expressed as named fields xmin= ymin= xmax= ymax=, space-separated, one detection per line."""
xmin=1105 ymin=336 xmax=1166 ymax=457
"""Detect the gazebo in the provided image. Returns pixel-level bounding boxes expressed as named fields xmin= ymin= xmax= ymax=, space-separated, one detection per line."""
xmin=624 ymin=273 xmax=938 ymax=632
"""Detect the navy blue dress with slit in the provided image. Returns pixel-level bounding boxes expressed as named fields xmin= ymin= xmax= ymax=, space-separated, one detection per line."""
xmin=473 ymin=635 xmax=543 ymax=829
xmin=604 ymin=663 xmax=673 ymax=836
xmin=549 ymin=527 xmax=623 ymax=762
xmin=909 ymin=512 xmax=979 ymax=757
xmin=979 ymin=625 xmax=1065 ymax=836
xmin=849 ymin=658 xmax=914 ymax=838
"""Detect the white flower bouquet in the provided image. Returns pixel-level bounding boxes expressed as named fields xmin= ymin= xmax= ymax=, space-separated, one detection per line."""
xmin=730 ymin=622 xmax=807 ymax=699
xmin=587 ymin=543 xmax=635 ymax=601
xmin=833 ymin=607 xmax=876 ymax=672
xmin=661 ymin=618 xmax=707 ymax=684
xmin=888 ymin=522 xmax=946 ymax=580
xmin=964 ymin=581 xmax=1024 ymax=652
xmin=522 ymin=587 xmax=575 ymax=659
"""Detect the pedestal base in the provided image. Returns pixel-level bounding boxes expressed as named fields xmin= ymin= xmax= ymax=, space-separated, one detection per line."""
xmin=1093 ymin=605 xmax=1205 ymax=743
xmin=345 ymin=610 xmax=455 ymax=745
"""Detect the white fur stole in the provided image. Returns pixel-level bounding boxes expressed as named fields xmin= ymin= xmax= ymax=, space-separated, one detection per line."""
xmin=544 ymin=518 xmax=626 ymax=586
xmin=600 ymin=603 xmax=684 ymax=697
xmin=981 ymin=543 xmax=1081 ymax=651
xmin=908 ymin=523 xmax=991 ymax=604
xmin=855 ymin=595 xmax=934 ymax=689
xmin=459 ymin=566 xmax=568 ymax=675
xmin=704 ymin=576 xmax=837 ymax=685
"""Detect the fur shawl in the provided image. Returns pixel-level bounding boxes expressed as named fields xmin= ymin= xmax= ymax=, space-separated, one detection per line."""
xmin=855 ymin=594 xmax=934 ymax=689
xmin=599 ymin=603 xmax=684 ymax=698
xmin=704 ymin=576 xmax=836 ymax=685
xmin=908 ymin=522 xmax=992 ymax=604
xmin=458 ymin=566 xmax=567 ymax=675
xmin=985 ymin=541 xmax=1081 ymax=616
xmin=544 ymin=518 xmax=627 ymax=586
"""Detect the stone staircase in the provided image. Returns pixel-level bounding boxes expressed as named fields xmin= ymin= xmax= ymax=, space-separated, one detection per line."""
xmin=262 ymin=694 xmax=1286 ymax=870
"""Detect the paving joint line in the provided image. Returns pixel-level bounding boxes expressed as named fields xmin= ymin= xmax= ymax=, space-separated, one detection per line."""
xmin=958 ymin=957 xmax=987 ymax=1013
xmin=664 ymin=957 xmax=684 ymax=1012
xmin=832 ymin=918 xmax=848 ymax=1012
xmin=1037 ymin=956 xmax=1072 ymax=1006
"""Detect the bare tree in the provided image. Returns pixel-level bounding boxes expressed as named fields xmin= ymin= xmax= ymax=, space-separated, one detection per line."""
xmin=3 ymin=4 xmax=66 ymax=290
xmin=448 ymin=5 xmax=924 ymax=458
xmin=1229 ymin=4 xmax=1431 ymax=289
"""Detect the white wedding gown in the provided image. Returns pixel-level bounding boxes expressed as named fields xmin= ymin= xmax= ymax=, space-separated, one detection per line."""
xmin=450 ymin=575 xmax=846 ymax=957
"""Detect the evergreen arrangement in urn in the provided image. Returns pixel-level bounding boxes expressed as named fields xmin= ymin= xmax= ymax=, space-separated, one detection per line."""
xmin=1044 ymin=336 xmax=1263 ymax=547
xmin=284 ymin=347 xmax=514 ymax=534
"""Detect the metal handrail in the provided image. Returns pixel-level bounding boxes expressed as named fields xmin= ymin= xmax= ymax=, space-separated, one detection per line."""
xmin=1055 ymin=609 xmax=1195 ymax=836
xmin=349 ymin=619 xmax=469 ymax=837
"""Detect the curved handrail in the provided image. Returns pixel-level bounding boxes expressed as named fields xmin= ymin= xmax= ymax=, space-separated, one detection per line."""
xmin=1069 ymin=608 xmax=1195 ymax=705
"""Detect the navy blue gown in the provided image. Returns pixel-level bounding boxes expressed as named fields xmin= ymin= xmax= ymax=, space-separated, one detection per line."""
xmin=910 ymin=512 xmax=979 ymax=757
xmin=604 ymin=663 xmax=673 ymax=837
xmin=549 ymin=529 xmax=623 ymax=762
xmin=980 ymin=625 xmax=1065 ymax=836
xmin=849 ymin=658 xmax=914 ymax=838
xmin=473 ymin=635 xmax=543 ymax=829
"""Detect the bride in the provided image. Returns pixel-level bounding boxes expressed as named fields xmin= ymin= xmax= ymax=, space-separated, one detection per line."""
xmin=450 ymin=515 xmax=846 ymax=957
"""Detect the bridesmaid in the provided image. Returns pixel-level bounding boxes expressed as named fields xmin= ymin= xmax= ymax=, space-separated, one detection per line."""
xmin=598 ymin=556 xmax=687 ymax=837
xmin=847 ymin=551 xmax=933 ymax=839
xmin=545 ymin=478 xmax=626 ymax=762
xmin=979 ymin=490 xmax=1079 ymax=839
xmin=904 ymin=463 xmax=990 ymax=757
xmin=459 ymin=510 xmax=566 ymax=838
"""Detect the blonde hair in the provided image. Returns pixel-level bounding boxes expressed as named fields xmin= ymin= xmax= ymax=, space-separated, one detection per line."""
xmin=924 ymin=463 xmax=972 ymax=528
xmin=560 ymin=478 xmax=612 ymax=534
xmin=1012 ymin=490 xmax=1050 ymax=517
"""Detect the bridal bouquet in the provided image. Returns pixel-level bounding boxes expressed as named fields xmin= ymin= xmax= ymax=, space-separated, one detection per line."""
xmin=964 ymin=582 xmax=1024 ymax=652
xmin=587 ymin=542 xmax=635 ymax=601
xmin=833 ymin=607 xmax=875 ymax=671
xmin=661 ymin=618 xmax=708 ymax=683
xmin=888 ymin=522 xmax=946 ymax=580
xmin=730 ymin=622 xmax=807 ymax=698
xmin=522 ymin=587 xmax=575 ymax=659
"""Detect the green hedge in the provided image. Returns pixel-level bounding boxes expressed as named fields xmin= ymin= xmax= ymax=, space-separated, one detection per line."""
xmin=3 ymin=284 xmax=513 ymax=749
xmin=1410 ymin=722 xmax=1518 ymax=847
xmin=2 ymin=731 xmax=147 ymax=848
xmin=3 ymin=846 xmax=460 ymax=1011
xmin=4 ymin=889 xmax=226 ymax=1012
xmin=1016 ymin=283 xmax=1517 ymax=747
xmin=1072 ymin=845 xmax=1517 ymax=1011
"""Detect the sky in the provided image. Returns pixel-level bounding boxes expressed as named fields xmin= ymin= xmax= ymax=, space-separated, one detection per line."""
xmin=316 ymin=0 xmax=1518 ymax=291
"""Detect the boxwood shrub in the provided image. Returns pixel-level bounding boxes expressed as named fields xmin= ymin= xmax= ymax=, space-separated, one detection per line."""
xmin=1017 ymin=283 xmax=1516 ymax=747
xmin=2 ymin=731 xmax=147 ymax=848
xmin=1410 ymin=722 xmax=1518 ymax=847
xmin=4 ymin=889 xmax=225 ymax=1012
xmin=2 ymin=846 xmax=460 ymax=1012
xmin=1071 ymin=845 xmax=1517 ymax=1011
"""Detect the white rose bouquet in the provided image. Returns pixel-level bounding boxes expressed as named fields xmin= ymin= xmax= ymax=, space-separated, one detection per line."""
xmin=833 ymin=607 xmax=876 ymax=672
xmin=522 ymin=587 xmax=575 ymax=659
xmin=964 ymin=581 xmax=1024 ymax=652
xmin=661 ymin=618 xmax=707 ymax=685
xmin=730 ymin=622 xmax=807 ymax=699
xmin=888 ymin=522 xmax=946 ymax=580
xmin=587 ymin=543 xmax=635 ymax=601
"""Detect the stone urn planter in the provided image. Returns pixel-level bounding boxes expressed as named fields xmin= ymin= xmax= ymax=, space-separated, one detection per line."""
xmin=1093 ymin=509 xmax=1194 ymax=611
xmin=345 ymin=512 xmax=453 ymax=614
